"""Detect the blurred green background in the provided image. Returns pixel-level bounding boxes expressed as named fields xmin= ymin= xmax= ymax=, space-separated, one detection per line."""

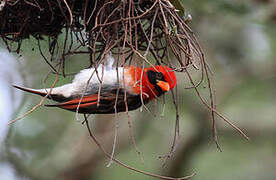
xmin=1 ymin=0 xmax=276 ymax=179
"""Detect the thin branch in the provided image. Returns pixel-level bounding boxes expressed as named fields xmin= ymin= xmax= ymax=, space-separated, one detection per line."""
xmin=84 ymin=114 xmax=195 ymax=180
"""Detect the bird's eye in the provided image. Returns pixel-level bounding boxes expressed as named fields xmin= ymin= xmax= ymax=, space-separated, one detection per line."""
xmin=156 ymin=72 xmax=164 ymax=80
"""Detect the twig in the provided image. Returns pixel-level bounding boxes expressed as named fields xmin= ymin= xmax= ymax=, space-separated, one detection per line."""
xmin=83 ymin=114 xmax=195 ymax=180
xmin=9 ymin=63 xmax=61 ymax=124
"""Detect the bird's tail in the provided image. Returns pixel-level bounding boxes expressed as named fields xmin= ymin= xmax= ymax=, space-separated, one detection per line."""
xmin=13 ymin=85 xmax=48 ymax=96
xmin=12 ymin=85 xmax=68 ymax=102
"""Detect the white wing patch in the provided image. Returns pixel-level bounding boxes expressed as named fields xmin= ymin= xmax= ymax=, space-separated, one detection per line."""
xmin=55 ymin=53 xmax=123 ymax=97
xmin=41 ymin=53 xmax=135 ymax=98
xmin=72 ymin=54 xmax=123 ymax=86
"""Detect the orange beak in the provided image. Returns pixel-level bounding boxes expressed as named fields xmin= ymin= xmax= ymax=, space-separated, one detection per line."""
xmin=156 ymin=80 xmax=170 ymax=92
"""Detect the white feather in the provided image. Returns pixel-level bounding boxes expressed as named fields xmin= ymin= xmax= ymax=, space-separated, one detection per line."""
xmin=104 ymin=51 xmax=114 ymax=71
xmin=44 ymin=53 xmax=125 ymax=97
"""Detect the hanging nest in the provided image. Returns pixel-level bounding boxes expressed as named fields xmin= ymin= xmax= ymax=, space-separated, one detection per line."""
xmin=0 ymin=0 xmax=201 ymax=72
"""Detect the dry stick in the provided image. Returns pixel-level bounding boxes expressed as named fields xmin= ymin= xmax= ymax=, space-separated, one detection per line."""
xmin=101 ymin=3 xmax=121 ymax=27
xmin=156 ymin=65 xmax=180 ymax=161
xmin=48 ymin=37 xmax=57 ymax=62
xmin=74 ymin=48 xmax=113 ymax=121
xmin=168 ymin=37 xmax=205 ymax=89
xmin=83 ymin=0 xmax=89 ymax=29
xmin=24 ymin=0 xmax=38 ymax=8
xmin=56 ymin=0 xmax=69 ymax=25
xmin=46 ymin=0 xmax=54 ymax=23
xmin=83 ymin=114 xmax=195 ymax=180
xmin=181 ymin=44 xmax=249 ymax=140
xmin=183 ymin=40 xmax=204 ymax=89
xmin=173 ymin=37 xmax=204 ymax=89
xmin=69 ymin=30 xmax=75 ymax=52
xmin=76 ymin=29 xmax=118 ymax=118
xmin=165 ymin=22 xmax=192 ymax=60
xmin=95 ymin=49 xmax=112 ymax=105
xmin=159 ymin=31 xmax=167 ymax=61
xmin=132 ymin=5 xmax=153 ymax=114
xmin=61 ymin=28 xmax=69 ymax=77
xmin=160 ymin=86 xmax=181 ymax=166
xmin=92 ymin=1 xmax=113 ymax=29
xmin=138 ymin=62 xmax=153 ymax=114
xmin=107 ymin=53 xmax=121 ymax=167
xmin=186 ymin=39 xmax=201 ymax=70
xmin=126 ymin=43 xmax=157 ymax=71
xmin=169 ymin=10 xmax=203 ymax=64
xmin=122 ymin=12 xmax=144 ymax=163
xmin=61 ymin=0 xmax=73 ymax=25
xmin=157 ymin=11 xmax=184 ymax=70
xmin=96 ymin=62 xmax=104 ymax=106
xmin=161 ymin=5 xmax=200 ymax=61
xmin=132 ymin=10 xmax=151 ymax=113
xmin=144 ymin=7 xmax=158 ymax=57
xmin=96 ymin=46 xmax=121 ymax=167
xmin=172 ymin=86 xmax=180 ymax=153
xmin=160 ymin=93 xmax=166 ymax=116
xmin=206 ymin=63 xmax=219 ymax=140
xmin=184 ymin=67 xmax=249 ymax=140
xmin=79 ymin=30 xmax=87 ymax=46
xmin=91 ymin=0 xmax=158 ymax=29
xmin=74 ymin=61 xmax=100 ymax=122
xmin=7 ymin=0 xmax=20 ymax=6
xmin=190 ymin=24 xmax=248 ymax=141
xmin=201 ymin=55 xmax=221 ymax=151
xmin=177 ymin=13 xmax=246 ymax=141
xmin=158 ymin=0 xmax=169 ymax=35
xmin=90 ymin=15 xmax=105 ymax=58
xmin=9 ymin=63 xmax=61 ymax=125
xmin=33 ymin=0 xmax=42 ymax=10
xmin=42 ymin=65 xmax=59 ymax=93
xmin=37 ymin=39 xmax=57 ymax=73
xmin=1 ymin=37 xmax=11 ymax=52
xmin=132 ymin=8 xmax=139 ymax=91
xmin=123 ymin=75 xmax=144 ymax=164
xmin=106 ymin=93 xmax=119 ymax=167
xmin=161 ymin=3 xmax=247 ymax=142
xmin=13 ymin=9 xmax=29 ymax=42
xmin=133 ymin=6 xmax=139 ymax=64
xmin=162 ymin=2 xmax=235 ymax=146
xmin=130 ymin=48 xmax=160 ymax=106
xmin=168 ymin=35 xmax=192 ymax=62
xmin=86 ymin=0 xmax=98 ymax=27
xmin=53 ymin=36 xmax=61 ymax=61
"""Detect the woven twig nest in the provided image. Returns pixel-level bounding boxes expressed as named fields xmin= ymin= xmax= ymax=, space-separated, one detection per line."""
xmin=0 ymin=0 xmax=202 ymax=73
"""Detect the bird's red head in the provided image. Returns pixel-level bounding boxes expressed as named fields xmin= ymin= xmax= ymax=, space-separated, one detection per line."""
xmin=141 ymin=65 xmax=177 ymax=100
xmin=153 ymin=65 xmax=177 ymax=90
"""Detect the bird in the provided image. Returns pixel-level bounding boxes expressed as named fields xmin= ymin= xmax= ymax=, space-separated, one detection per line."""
xmin=13 ymin=53 xmax=177 ymax=114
